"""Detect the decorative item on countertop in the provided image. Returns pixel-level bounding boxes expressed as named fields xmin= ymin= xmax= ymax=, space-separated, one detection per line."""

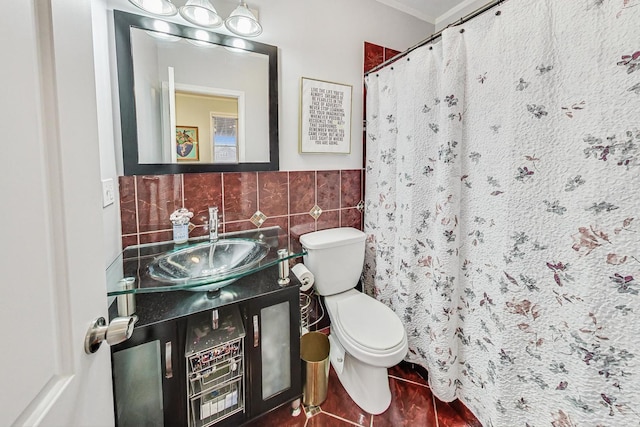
xmin=170 ymin=208 xmax=193 ymax=244
xmin=117 ymin=277 xmax=136 ymax=316
xmin=277 ymin=249 xmax=290 ymax=286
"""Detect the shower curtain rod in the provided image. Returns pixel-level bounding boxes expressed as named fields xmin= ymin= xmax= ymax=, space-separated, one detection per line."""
xmin=365 ymin=0 xmax=505 ymax=76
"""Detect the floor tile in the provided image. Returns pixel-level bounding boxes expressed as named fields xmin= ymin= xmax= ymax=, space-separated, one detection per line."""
xmin=307 ymin=412 xmax=362 ymax=427
xmin=372 ymin=377 xmax=436 ymax=427
xmin=388 ymin=363 xmax=429 ymax=387
xmin=433 ymin=397 xmax=472 ymax=427
xmin=244 ymin=403 xmax=306 ymax=427
xmin=245 ymin=363 xmax=481 ymax=427
xmin=448 ymin=400 xmax=483 ymax=427
xmin=316 ymin=367 xmax=370 ymax=426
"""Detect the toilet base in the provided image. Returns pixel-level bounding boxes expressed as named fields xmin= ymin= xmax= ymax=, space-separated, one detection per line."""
xmin=331 ymin=350 xmax=392 ymax=415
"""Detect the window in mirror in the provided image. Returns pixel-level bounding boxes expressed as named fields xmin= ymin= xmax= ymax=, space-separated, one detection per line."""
xmin=211 ymin=114 xmax=239 ymax=164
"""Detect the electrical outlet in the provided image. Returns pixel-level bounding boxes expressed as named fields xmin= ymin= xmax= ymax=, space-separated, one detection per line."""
xmin=102 ymin=178 xmax=115 ymax=208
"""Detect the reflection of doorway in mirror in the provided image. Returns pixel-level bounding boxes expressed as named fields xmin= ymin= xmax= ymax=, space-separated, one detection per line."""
xmin=174 ymin=86 xmax=244 ymax=164
xmin=211 ymin=114 xmax=239 ymax=164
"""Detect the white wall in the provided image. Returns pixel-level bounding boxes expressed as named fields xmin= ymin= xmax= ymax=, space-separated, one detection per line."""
xmin=259 ymin=0 xmax=433 ymax=171
xmin=92 ymin=0 xmax=122 ymax=269
xmin=435 ymin=0 xmax=489 ymax=31
xmin=92 ymin=0 xmax=432 ymax=263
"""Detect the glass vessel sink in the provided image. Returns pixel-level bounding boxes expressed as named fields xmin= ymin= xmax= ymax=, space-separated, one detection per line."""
xmin=148 ymin=239 xmax=270 ymax=292
xmin=106 ymin=227 xmax=306 ymax=296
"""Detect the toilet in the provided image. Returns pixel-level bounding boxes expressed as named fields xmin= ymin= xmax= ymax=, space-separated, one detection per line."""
xmin=300 ymin=227 xmax=408 ymax=415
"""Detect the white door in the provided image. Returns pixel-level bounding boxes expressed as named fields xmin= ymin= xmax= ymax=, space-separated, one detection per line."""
xmin=0 ymin=0 xmax=114 ymax=425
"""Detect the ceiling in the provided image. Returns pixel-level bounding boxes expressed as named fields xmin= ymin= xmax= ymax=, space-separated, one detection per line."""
xmin=374 ymin=0 xmax=473 ymax=24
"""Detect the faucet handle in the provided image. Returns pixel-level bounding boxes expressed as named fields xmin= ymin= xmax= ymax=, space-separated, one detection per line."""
xmin=208 ymin=206 xmax=220 ymax=241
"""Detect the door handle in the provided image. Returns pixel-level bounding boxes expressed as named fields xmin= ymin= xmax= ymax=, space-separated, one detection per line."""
xmin=84 ymin=315 xmax=138 ymax=354
xmin=165 ymin=341 xmax=173 ymax=378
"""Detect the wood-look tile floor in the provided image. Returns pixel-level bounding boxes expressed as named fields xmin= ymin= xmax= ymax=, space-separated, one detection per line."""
xmin=245 ymin=363 xmax=481 ymax=426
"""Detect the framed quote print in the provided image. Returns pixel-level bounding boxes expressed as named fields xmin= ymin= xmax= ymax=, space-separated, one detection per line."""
xmin=299 ymin=77 xmax=352 ymax=154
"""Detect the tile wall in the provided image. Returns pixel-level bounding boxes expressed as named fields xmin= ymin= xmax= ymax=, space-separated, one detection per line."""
xmin=118 ymin=170 xmax=364 ymax=251
xmin=364 ymin=42 xmax=401 ymax=73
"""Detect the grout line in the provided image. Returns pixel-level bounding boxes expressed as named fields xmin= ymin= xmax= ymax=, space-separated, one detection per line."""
xmin=301 ymin=402 xmax=309 ymax=427
xmin=320 ymin=410 xmax=367 ymax=427
xmin=388 ymin=374 xmax=430 ymax=388
xmin=180 ymin=173 xmax=185 ymax=206
xmin=287 ymin=171 xmax=291 ymax=252
xmin=138 ymin=229 xmax=172 ymax=235
xmin=133 ymin=176 xmax=140 ymax=246
xmin=317 ymin=326 xmax=331 ymax=334
xmin=314 ymin=170 xmax=318 ymax=231
xmin=432 ymin=394 xmax=440 ymax=427
xmin=339 ymin=170 xmax=343 ymax=209
xmin=360 ymin=169 xmax=363 ymax=206
xmin=255 ymin=171 xmax=260 ymax=212
xmin=220 ymin=172 xmax=226 ymax=233
xmin=338 ymin=170 xmax=342 ymax=226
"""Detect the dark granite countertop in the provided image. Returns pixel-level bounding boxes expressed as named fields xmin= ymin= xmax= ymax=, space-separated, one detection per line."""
xmin=109 ymin=264 xmax=301 ymax=328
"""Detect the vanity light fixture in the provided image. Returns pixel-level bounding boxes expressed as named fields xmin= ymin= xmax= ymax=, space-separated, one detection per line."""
xmin=225 ymin=0 xmax=263 ymax=37
xmin=226 ymin=38 xmax=248 ymax=50
xmin=186 ymin=29 xmax=218 ymax=47
xmin=128 ymin=0 xmax=177 ymax=16
xmin=179 ymin=0 xmax=223 ymax=28
xmin=145 ymin=20 xmax=181 ymax=41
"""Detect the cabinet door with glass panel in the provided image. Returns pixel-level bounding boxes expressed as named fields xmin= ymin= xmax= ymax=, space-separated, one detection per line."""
xmin=243 ymin=285 xmax=302 ymax=417
xmin=111 ymin=319 xmax=187 ymax=427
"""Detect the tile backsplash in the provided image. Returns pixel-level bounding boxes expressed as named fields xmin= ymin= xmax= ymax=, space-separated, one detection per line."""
xmin=119 ymin=170 xmax=364 ymax=252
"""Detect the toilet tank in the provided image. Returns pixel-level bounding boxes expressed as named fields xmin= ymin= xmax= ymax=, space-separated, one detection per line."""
xmin=299 ymin=227 xmax=366 ymax=296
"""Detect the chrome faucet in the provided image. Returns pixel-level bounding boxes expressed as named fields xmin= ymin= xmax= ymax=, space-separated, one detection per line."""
xmin=208 ymin=206 xmax=219 ymax=242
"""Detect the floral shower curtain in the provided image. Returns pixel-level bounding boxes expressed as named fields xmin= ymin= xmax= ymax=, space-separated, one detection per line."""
xmin=363 ymin=1 xmax=640 ymax=425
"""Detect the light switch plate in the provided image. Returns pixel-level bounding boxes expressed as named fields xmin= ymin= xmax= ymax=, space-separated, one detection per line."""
xmin=102 ymin=178 xmax=115 ymax=208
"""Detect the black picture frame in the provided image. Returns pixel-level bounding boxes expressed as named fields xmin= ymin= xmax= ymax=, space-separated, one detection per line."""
xmin=114 ymin=10 xmax=279 ymax=175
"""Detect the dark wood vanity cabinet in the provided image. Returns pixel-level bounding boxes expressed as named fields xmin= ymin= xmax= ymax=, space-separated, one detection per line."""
xmin=110 ymin=280 xmax=302 ymax=427
xmin=243 ymin=285 xmax=302 ymax=420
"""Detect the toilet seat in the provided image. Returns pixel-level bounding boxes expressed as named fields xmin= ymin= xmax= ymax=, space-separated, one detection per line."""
xmin=325 ymin=291 xmax=406 ymax=355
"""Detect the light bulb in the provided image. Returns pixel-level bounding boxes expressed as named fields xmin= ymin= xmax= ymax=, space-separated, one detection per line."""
xmin=141 ymin=0 xmax=164 ymax=14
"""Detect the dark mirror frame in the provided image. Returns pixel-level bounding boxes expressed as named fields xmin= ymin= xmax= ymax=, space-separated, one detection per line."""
xmin=114 ymin=10 xmax=279 ymax=175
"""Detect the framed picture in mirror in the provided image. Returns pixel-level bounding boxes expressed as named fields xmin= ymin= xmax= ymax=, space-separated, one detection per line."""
xmin=176 ymin=126 xmax=199 ymax=161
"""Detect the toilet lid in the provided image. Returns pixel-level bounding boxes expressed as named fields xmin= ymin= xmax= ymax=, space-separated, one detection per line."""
xmin=336 ymin=294 xmax=405 ymax=351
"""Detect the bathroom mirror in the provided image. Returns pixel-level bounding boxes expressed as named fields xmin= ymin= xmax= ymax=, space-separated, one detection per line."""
xmin=114 ymin=10 xmax=279 ymax=175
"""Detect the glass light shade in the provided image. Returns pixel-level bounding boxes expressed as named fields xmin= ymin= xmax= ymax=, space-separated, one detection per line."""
xmin=186 ymin=38 xmax=218 ymax=47
xmin=144 ymin=30 xmax=181 ymax=42
xmin=128 ymin=0 xmax=177 ymax=16
xmin=185 ymin=29 xmax=217 ymax=47
xmin=179 ymin=0 xmax=223 ymax=28
xmin=225 ymin=1 xmax=262 ymax=37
